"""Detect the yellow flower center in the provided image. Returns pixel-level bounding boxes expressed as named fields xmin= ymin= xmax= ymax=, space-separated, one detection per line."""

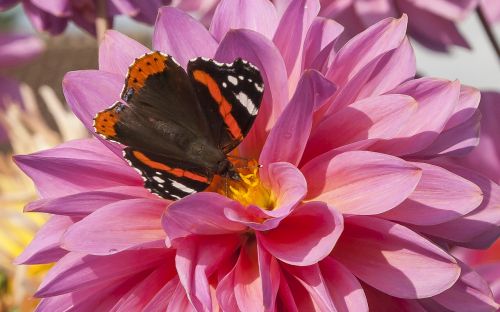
xmin=213 ymin=159 xmax=276 ymax=210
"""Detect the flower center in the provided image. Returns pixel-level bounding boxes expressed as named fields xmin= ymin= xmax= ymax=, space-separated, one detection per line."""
xmin=213 ymin=159 xmax=276 ymax=210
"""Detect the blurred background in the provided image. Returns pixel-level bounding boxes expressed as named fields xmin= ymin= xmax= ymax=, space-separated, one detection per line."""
xmin=0 ymin=2 xmax=498 ymax=311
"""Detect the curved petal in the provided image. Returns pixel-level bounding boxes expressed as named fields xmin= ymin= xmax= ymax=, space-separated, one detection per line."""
xmin=273 ymin=0 xmax=320 ymax=88
xmin=25 ymin=185 xmax=155 ymax=216
xmin=326 ymin=15 xmax=408 ymax=89
xmin=325 ymin=36 xmax=416 ymax=114
xmin=302 ymin=17 xmax=344 ymax=72
xmin=35 ymin=250 xmax=171 ymax=297
xmin=162 ymin=192 xmax=246 ymax=245
xmin=258 ymin=201 xmax=343 ymax=266
xmin=260 ymin=70 xmax=336 ymax=167
xmin=62 ymin=198 xmax=167 ymax=255
xmin=176 ymin=235 xmax=240 ymax=312
xmin=153 ymin=7 xmax=218 ymax=68
xmin=305 ymin=94 xmax=417 ymax=162
xmin=224 ymin=162 xmax=307 ymax=231
xmin=14 ymin=141 xmax=141 ymax=198
xmin=371 ymin=78 xmax=461 ymax=156
xmin=381 ymin=162 xmax=483 ymax=226
xmin=333 ymin=216 xmax=460 ymax=298
xmin=320 ymin=257 xmax=369 ymax=312
xmin=257 ymin=242 xmax=281 ymax=310
xmin=427 ymin=260 xmax=499 ymax=312
xmin=411 ymin=164 xmax=500 ymax=248
xmin=302 ymin=151 xmax=422 ymax=215
xmin=15 ymin=216 xmax=73 ymax=265
xmin=444 ymin=85 xmax=481 ymax=130
xmin=210 ymin=0 xmax=278 ymax=41
xmin=215 ymin=29 xmax=288 ymax=158
xmin=415 ymin=111 xmax=481 ymax=157
xmin=62 ymin=70 xmax=124 ymax=155
xmin=22 ymin=1 xmax=68 ymax=35
xmin=98 ymin=30 xmax=149 ymax=76
xmin=283 ymin=264 xmax=336 ymax=311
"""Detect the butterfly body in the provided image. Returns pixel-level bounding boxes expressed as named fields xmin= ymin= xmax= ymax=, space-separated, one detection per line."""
xmin=94 ymin=52 xmax=263 ymax=200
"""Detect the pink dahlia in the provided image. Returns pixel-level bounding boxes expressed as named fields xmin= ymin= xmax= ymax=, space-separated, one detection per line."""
xmin=0 ymin=0 xmax=172 ymax=35
xmin=16 ymin=0 xmax=500 ymax=310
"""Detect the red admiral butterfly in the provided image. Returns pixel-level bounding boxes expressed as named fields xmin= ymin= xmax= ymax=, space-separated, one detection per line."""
xmin=94 ymin=52 xmax=264 ymax=200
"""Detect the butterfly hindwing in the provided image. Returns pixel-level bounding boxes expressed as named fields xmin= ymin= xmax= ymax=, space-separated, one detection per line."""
xmin=187 ymin=57 xmax=264 ymax=153
xmin=124 ymin=147 xmax=211 ymax=200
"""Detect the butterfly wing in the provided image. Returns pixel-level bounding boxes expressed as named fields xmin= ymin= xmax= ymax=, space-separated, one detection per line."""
xmin=124 ymin=147 xmax=211 ymax=200
xmin=187 ymin=57 xmax=264 ymax=154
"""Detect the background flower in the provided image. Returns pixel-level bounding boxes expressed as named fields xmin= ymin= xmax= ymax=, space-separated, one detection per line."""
xmin=14 ymin=0 xmax=500 ymax=310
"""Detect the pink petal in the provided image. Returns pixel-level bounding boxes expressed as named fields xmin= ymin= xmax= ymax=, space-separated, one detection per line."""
xmin=305 ymin=94 xmax=417 ymax=162
xmin=258 ymin=201 xmax=343 ymax=266
xmin=363 ymin=284 xmax=428 ymax=311
xmin=326 ymin=15 xmax=408 ymax=89
xmin=25 ymin=185 xmax=155 ymax=216
xmin=450 ymin=91 xmax=500 ymax=184
xmin=399 ymin=0 xmax=469 ymax=51
xmin=302 ymin=17 xmax=344 ymax=73
xmin=411 ymin=164 xmax=500 ymax=248
xmin=257 ymin=242 xmax=281 ymax=310
xmin=381 ymin=162 xmax=483 ymax=226
xmin=416 ymin=111 xmax=481 ymax=157
xmin=98 ymin=30 xmax=149 ymax=76
xmin=15 ymin=216 xmax=74 ymax=265
xmin=260 ymin=70 xmax=336 ymax=167
xmin=14 ymin=141 xmax=141 ymax=198
xmin=62 ymin=198 xmax=167 ymax=255
xmin=410 ymin=0 xmax=478 ymax=20
xmin=62 ymin=70 xmax=124 ymax=155
xmin=445 ymin=85 xmax=481 ymax=130
xmin=283 ymin=264 xmax=336 ymax=311
xmin=333 ymin=216 xmax=461 ymax=298
xmin=30 ymin=0 xmax=71 ymax=16
xmin=215 ymin=29 xmax=288 ymax=158
xmin=320 ymin=257 xmax=369 ymax=312
xmin=36 ymin=249 xmax=171 ymax=297
xmin=325 ymin=36 xmax=416 ymax=114
xmin=371 ymin=78 xmax=461 ymax=155
xmin=302 ymin=151 xmax=422 ymax=215
xmin=210 ymin=0 xmax=278 ymax=41
xmin=153 ymin=7 xmax=217 ymax=68
xmin=162 ymin=192 xmax=246 ymax=244
xmin=353 ymin=0 xmax=397 ymax=26
xmin=176 ymin=235 xmax=240 ymax=312
xmin=427 ymin=260 xmax=499 ymax=312
xmin=167 ymin=279 xmax=197 ymax=312
xmin=0 ymin=33 xmax=44 ymax=68
xmin=273 ymin=0 xmax=320 ymax=89
xmin=111 ymin=264 xmax=177 ymax=311
xmin=143 ymin=276 xmax=180 ymax=312
xmin=22 ymin=1 xmax=68 ymax=35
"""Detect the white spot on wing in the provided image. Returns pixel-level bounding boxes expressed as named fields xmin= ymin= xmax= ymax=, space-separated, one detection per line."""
xmin=222 ymin=82 xmax=228 ymax=88
xmin=255 ymin=83 xmax=264 ymax=92
xmin=171 ymin=179 xmax=196 ymax=194
xmin=238 ymin=75 xmax=244 ymax=80
xmin=153 ymin=176 xmax=165 ymax=183
xmin=235 ymin=92 xmax=258 ymax=115
xmin=227 ymin=75 xmax=238 ymax=85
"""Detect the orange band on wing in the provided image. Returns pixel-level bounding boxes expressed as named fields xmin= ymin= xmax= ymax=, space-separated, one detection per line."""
xmin=125 ymin=52 xmax=168 ymax=93
xmin=132 ymin=150 xmax=209 ymax=183
xmin=192 ymin=70 xmax=243 ymax=140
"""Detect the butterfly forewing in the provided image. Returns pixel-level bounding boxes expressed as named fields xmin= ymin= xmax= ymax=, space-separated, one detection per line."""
xmin=188 ymin=57 xmax=264 ymax=153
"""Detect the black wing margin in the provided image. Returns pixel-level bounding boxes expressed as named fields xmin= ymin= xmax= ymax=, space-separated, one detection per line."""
xmin=123 ymin=147 xmax=211 ymax=200
xmin=187 ymin=57 xmax=264 ymax=154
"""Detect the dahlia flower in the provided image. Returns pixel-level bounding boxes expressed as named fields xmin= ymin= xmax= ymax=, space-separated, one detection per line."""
xmin=480 ymin=0 xmax=500 ymax=24
xmin=15 ymin=0 xmax=500 ymax=310
xmin=0 ymin=0 xmax=172 ymax=35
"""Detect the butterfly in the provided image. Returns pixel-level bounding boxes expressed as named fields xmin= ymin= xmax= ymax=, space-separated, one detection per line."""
xmin=93 ymin=51 xmax=264 ymax=200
